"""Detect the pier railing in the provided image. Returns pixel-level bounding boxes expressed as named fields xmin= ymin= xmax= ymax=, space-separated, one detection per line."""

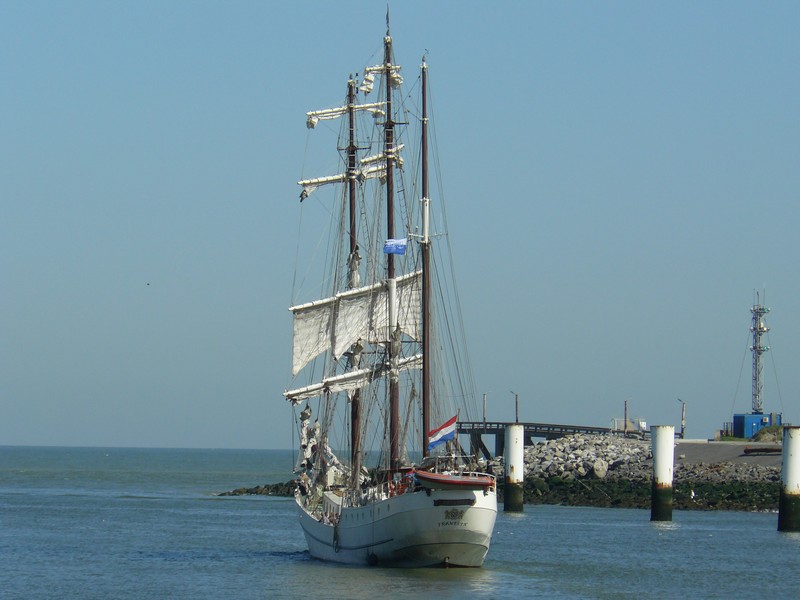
xmin=457 ymin=420 xmax=624 ymax=460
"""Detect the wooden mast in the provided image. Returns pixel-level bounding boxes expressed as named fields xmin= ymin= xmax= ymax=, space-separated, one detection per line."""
xmin=347 ymin=79 xmax=358 ymax=257
xmin=384 ymin=24 xmax=401 ymax=472
xmin=421 ymin=58 xmax=431 ymax=457
xmin=346 ymin=77 xmax=361 ymax=480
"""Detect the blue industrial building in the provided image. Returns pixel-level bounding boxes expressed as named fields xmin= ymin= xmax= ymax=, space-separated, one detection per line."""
xmin=732 ymin=412 xmax=782 ymax=439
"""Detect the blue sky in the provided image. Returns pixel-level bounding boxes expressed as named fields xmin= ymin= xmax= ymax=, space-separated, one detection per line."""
xmin=2 ymin=2 xmax=798 ymax=448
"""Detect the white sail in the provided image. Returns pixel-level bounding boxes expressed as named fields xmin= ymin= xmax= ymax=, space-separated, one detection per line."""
xmin=305 ymin=101 xmax=386 ymax=129
xmin=285 ymin=354 xmax=422 ymax=403
xmin=362 ymin=64 xmax=403 ymax=91
xmin=297 ymin=173 xmax=347 ymax=200
xmin=290 ymin=271 xmax=421 ymax=375
xmin=299 ymin=144 xmax=404 ymax=199
xmin=361 ymin=143 xmax=404 ymax=167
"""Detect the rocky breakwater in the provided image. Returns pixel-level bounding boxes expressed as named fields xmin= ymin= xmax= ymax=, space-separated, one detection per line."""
xmin=217 ymin=481 xmax=293 ymax=497
xmin=488 ymin=433 xmax=780 ymax=512
xmin=521 ymin=433 xmax=651 ymax=482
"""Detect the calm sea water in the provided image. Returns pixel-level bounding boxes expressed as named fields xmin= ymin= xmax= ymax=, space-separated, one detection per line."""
xmin=2 ymin=446 xmax=799 ymax=599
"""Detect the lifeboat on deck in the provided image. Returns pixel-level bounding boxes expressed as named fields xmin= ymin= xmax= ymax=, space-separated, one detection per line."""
xmin=414 ymin=469 xmax=496 ymax=492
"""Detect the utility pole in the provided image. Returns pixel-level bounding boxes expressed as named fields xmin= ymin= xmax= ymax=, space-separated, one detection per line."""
xmin=510 ymin=391 xmax=519 ymax=423
xmin=624 ymin=399 xmax=628 ymax=436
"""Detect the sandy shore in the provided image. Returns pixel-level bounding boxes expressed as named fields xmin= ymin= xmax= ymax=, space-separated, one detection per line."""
xmin=675 ymin=439 xmax=781 ymax=467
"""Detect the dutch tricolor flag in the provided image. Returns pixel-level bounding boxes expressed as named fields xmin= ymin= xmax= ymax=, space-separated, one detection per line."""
xmin=428 ymin=415 xmax=457 ymax=451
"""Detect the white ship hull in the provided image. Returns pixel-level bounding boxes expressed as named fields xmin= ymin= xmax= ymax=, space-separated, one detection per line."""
xmin=296 ymin=487 xmax=497 ymax=567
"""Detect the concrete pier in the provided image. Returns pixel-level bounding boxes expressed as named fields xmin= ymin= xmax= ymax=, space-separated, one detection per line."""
xmin=504 ymin=424 xmax=524 ymax=512
xmin=778 ymin=425 xmax=800 ymax=532
xmin=650 ymin=425 xmax=674 ymax=521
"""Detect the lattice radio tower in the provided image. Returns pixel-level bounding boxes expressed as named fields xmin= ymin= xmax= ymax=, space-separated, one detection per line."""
xmin=749 ymin=292 xmax=770 ymax=414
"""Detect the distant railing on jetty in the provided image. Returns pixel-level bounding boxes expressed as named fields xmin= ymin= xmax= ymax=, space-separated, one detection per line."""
xmin=457 ymin=420 xmax=637 ymax=460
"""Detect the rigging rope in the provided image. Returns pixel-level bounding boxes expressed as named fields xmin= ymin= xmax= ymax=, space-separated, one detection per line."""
xmin=765 ymin=331 xmax=785 ymax=414
xmin=729 ymin=330 xmax=752 ymax=418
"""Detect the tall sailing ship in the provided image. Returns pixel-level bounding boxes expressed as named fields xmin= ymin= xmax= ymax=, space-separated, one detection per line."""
xmin=284 ymin=21 xmax=497 ymax=567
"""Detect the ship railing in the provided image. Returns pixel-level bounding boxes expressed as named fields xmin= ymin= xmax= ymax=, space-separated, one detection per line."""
xmin=419 ymin=454 xmax=490 ymax=475
xmin=339 ymin=474 xmax=419 ymax=507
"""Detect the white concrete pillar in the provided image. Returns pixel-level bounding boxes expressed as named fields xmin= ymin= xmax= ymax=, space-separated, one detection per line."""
xmin=504 ymin=424 xmax=524 ymax=512
xmin=779 ymin=426 xmax=800 ymax=531
xmin=650 ymin=425 xmax=674 ymax=521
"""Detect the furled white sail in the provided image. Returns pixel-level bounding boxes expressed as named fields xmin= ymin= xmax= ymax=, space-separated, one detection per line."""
xmin=298 ymin=173 xmax=347 ymax=200
xmin=285 ymin=354 xmax=422 ymax=403
xmin=299 ymin=144 xmax=404 ymax=198
xmin=361 ymin=144 xmax=404 ymax=166
xmin=305 ymin=101 xmax=386 ymax=129
xmin=362 ymin=65 xmax=403 ymax=92
xmin=290 ymin=271 xmax=421 ymax=375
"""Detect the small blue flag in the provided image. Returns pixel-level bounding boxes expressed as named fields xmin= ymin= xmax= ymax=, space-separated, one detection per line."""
xmin=383 ymin=238 xmax=407 ymax=255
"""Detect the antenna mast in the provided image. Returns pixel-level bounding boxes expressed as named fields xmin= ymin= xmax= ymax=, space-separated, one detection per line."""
xmin=749 ymin=292 xmax=770 ymax=414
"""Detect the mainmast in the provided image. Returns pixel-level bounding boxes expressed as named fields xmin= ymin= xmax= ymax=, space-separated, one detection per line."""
xmin=421 ymin=58 xmax=432 ymax=457
xmin=383 ymin=27 xmax=401 ymax=472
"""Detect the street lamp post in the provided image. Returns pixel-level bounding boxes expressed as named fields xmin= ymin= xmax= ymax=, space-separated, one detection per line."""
xmin=510 ymin=391 xmax=519 ymax=423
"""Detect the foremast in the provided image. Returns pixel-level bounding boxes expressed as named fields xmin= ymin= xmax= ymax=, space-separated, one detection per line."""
xmin=291 ymin=78 xmax=382 ymax=486
xmin=289 ymin=25 xmax=421 ymax=483
xmin=346 ymin=77 xmax=362 ymax=482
